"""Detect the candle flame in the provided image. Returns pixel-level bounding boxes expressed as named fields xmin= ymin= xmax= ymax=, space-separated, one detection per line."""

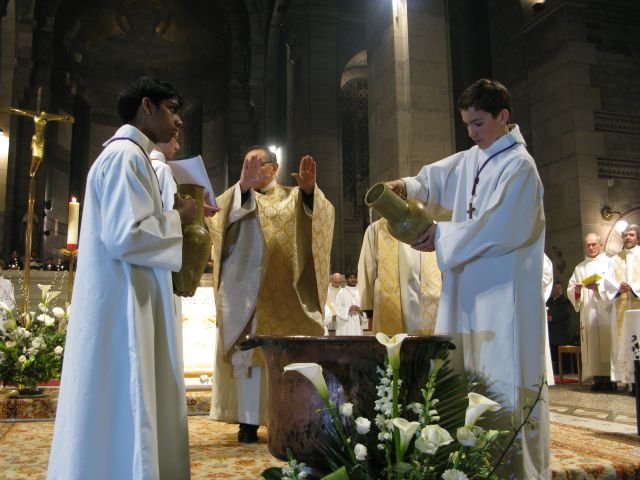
xmin=71 ymin=197 xmax=77 ymax=202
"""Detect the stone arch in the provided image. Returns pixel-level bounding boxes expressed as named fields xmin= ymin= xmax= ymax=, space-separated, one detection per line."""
xmin=339 ymin=49 xmax=369 ymax=270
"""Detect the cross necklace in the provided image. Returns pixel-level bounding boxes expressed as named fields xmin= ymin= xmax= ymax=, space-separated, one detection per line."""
xmin=467 ymin=142 xmax=517 ymax=219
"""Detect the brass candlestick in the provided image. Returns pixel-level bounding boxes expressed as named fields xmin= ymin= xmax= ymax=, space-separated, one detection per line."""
xmin=1 ymin=88 xmax=75 ymax=311
xmin=59 ymin=248 xmax=78 ymax=303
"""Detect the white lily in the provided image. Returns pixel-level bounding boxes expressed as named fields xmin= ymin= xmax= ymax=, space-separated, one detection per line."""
xmin=415 ymin=424 xmax=453 ymax=454
xmin=464 ymin=393 xmax=501 ymax=427
xmin=48 ymin=291 xmax=61 ymax=302
xmin=284 ymin=363 xmax=329 ymax=403
xmin=430 ymin=358 xmax=445 ymax=377
xmin=392 ymin=417 xmax=420 ymax=455
xmin=375 ymin=333 xmax=408 ymax=370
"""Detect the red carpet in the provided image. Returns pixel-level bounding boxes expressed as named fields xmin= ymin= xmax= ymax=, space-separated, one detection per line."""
xmin=554 ymin=375 xmax=578 ymax=384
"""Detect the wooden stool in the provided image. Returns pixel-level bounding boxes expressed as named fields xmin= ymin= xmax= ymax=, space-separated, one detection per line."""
xmin=558 ymin=345 xmax=582 ymax=385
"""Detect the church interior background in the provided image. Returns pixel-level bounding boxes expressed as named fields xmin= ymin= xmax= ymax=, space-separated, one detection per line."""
xmin=0 ymin=0 xmax=639 ymax=371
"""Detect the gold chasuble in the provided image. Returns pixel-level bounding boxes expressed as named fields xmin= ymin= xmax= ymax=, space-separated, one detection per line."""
xmin=359 ymin=219 xmax=441 ymax=335
xmin=208 ymin=182 xmax=334 ymax=368
xmin=612 ymin=247 xmax=640 ymax=358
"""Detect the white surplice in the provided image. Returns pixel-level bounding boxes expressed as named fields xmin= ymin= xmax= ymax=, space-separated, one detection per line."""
xmin=334 ymin=285 xmax=366 ymax=335
xmin=47 ymin=125 xmax=189 ymax=480
xmin=150 ymin=149 xmax=178 ymax=210
xmin=150 ymin=149 xmax=182 ymax=322
xmin=567 ymin=253 xmax=616 ymax=381
xmin=542 ymin=254 xmax=555 ymax=386
xmin=404 ymin=124 xmax=549 ymax=479
xmin=607 ymin=245 xmax=640 ymax=383
xmin=323 ymin=284 xmax=341 ymax=334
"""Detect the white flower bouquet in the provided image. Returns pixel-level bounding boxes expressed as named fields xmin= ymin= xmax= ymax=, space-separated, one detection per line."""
xmin=0 ymin=284 xmax=68 ymax=392
xmin=262 ymin=333 xmax=536 ymax=480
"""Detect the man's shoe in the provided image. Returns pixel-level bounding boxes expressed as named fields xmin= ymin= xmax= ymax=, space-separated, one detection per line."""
xmin=590 ymin=382 xmax=602 ymax=391
xmin=238 ymin=423 xmax=259 ymax=443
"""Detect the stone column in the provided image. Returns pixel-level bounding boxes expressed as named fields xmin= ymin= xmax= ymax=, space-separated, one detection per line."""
xmin=366 ymin=0 xmax=454 ymax=185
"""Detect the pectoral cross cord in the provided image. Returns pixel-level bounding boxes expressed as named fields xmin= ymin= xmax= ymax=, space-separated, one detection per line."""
xmin=468 ymin=142 xmax=517 ymax=219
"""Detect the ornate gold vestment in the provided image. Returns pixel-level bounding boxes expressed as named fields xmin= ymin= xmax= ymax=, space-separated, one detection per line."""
xmin=373 ymin=219 xmax=441 ymax=335
xmin=208 ymin=183 xmax=334 ymax=366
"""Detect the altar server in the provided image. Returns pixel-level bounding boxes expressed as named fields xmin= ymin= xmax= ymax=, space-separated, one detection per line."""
xmin=386 ymin=78 xmax=549 ymax=478
xmin=48 ymin=77 xmax=196 ymax=480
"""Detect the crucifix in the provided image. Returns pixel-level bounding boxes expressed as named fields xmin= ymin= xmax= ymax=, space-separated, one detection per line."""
xmin=467 ymin=201 xmax=476 ymax=219
xmin=0 ymin=88 xmax=75 ymax=311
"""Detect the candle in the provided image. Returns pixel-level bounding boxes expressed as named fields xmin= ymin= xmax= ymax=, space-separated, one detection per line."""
xmin=67 ymin=197 xmax=79 ymax=250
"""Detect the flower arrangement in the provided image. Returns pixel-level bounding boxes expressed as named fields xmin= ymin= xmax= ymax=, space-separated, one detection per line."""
xmin=262 ymin=333 xmax=531 ymax=480
xmin=0 ymin=284 xmax=68 ymax=393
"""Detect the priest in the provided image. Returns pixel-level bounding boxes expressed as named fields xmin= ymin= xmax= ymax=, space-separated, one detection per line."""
xmin=206 ymin=146 xmax=334 ymax=442
xmin=608 ymin=225 xmax=640 ymax=388
xmin=386 ymin=79 xmax=549 ymax=478
xmin=567 ymin=233 xmax=616 ymax=390
xmin=357 ymin=218 xmax=441 ymax=335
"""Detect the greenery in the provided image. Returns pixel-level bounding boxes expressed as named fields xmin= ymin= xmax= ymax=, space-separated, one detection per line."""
xmin=0 ymin=284 xmax=68 ymax=391
xmin=262 ymin=333 xmax=542 ymax=480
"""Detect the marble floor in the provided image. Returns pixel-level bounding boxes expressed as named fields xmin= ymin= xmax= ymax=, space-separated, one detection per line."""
xmin=548 ymin=379 xmax=638 ymax=435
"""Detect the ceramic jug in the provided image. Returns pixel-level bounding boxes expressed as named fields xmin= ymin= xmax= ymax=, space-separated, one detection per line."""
xmin=364 ymin=182 xmax=433 ymax=245
xmin=172 ymin=184 xmax=211 ymax=295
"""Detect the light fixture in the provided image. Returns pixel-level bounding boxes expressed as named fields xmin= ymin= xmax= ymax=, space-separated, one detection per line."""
xmin=532 ymin=1 xmax=546 ymax=12
xmin=601 ymin=206 xmax=629 ymax=233
xmin=601 ymin=206 xmax=620 ymax=221
xmin=268 ymin=144 xmax=282 ymax=161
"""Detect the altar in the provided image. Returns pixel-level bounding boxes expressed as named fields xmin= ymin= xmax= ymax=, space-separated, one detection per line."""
xmin=619 ymin=309 xmax=640 ymax=435
xmin=180 ymin=280 xmax=216 ymax=384
xmin=4 ymin=270 xmax=217 ymax=386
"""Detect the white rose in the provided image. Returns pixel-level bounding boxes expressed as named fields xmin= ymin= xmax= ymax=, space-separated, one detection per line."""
xmin=354 ymin=443 xmax=367 ymax=461
xmin=52 ymin=307 xmax=66 ymax=318
xmin=54 ymin=346 xmax=64 ymax=356
xmin=44 ymin=315 xmax=55 ymax=327
xmin=415 ymin=424 xmax=453 ymax=455
xmin=456 ymin=426 xmax=484 ymax=447
xmin=355 ymin=416 xmax=371 ymax=435
xmin=339 ymin=402 xmax=353 ymax=418
xmin=23 ymin=330 xmax=32 ymax=338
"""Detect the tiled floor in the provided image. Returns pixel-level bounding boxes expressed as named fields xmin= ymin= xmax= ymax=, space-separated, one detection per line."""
xmin=549 ymin=379 xmax=637 ymax=434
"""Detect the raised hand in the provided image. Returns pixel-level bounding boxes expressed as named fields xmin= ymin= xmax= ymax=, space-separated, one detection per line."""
xmin=291 ymin=155 xmax=316 ymax=195
xmin=239 ymin=154 xmax=269 ymax=192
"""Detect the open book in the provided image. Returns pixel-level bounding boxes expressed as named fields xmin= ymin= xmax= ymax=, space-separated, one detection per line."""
xmin=168 ymin=155 xmax=217 ymax=207
xmin=580 ymin=273 xmax=602 ymax=285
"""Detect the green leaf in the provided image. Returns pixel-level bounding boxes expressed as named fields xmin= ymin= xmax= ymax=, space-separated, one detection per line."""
xmin=320 ymin=466 xmax=350 ymax=479
xmin=260 ymin=467 xmax=284 ymax=479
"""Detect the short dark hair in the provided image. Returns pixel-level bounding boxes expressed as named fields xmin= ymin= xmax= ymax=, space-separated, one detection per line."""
xmin=345 ymin=271 xmax=357 ymax=278
xmin=553 ymin=280 xmax=563 ymax=287
xmin=117 ymin=77 xmax=183 ymax=123
xmin=457 ymin=78 xmax=512 ymax=118
xmin=244 ymin=145 xmax=277 ymax=163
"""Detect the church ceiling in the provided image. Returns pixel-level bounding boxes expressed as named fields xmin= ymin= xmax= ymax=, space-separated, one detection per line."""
xmin=48 ymin=0 xmax=242 ymax=119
